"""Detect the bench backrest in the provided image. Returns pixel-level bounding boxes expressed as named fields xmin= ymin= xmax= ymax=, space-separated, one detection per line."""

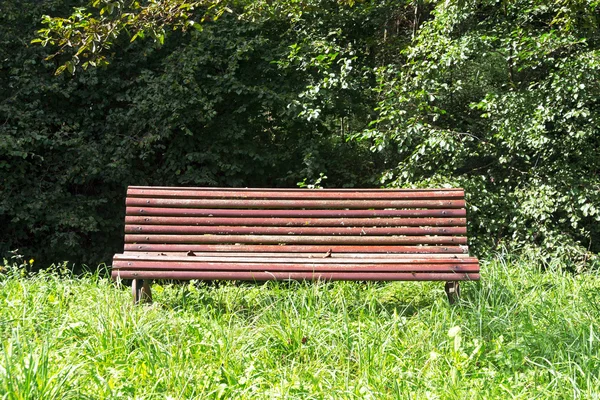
xmin=122 ymin=186 xmax=471 ymax=257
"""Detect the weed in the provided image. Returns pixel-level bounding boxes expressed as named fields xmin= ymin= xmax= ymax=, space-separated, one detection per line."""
xmin=0 ymin=253 xmax=599 ymax=398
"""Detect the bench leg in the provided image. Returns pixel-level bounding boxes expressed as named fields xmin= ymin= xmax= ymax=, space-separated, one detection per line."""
xmin=444 ymin=281 xmax=460 ymax=304
xmin=132 ymin=279 xmax=153 ymax=305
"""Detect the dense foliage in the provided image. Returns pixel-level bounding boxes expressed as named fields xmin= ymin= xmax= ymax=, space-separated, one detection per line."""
xmin=0 ymin=0 xmax=383 ymax=265
xmin=1 ymin=0 xmax=598 ymax=266
xmin=359 ymin=0 xmax=600 ymax=263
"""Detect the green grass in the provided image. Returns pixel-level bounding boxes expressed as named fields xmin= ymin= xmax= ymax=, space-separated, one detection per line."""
xmin=1 ymin=253 xmax=599 ymax=399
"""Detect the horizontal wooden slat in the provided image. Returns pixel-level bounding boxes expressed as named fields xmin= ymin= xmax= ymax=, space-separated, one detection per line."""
xmin=112 ymin=270 xmax=479 ymax=281
xmin=126 ymin=208 xmax=467 ymax=218
xmin=114 ymin=254 xmax=478 ymax=264
xmin=128 ymin=186 xmax=463 ymax=192
xmin=125 ymin=216 xmax=467 ymax=227
xmin=127 ymin=188 xmax=464 ymax=200
xmin=123 ymin=252 xmax=471 ymax=258
xmin=124 ymin=225 xmax=467 ymax=236
xmin=113 ymin=261 xmax=479 ymax=272
xmin=126 ymin=198 xmax=466 ymax=209
xmin=125 ymin=234 xmax=467 ymax=245
xmin=124 ymin=244 xmax=469 ymax=253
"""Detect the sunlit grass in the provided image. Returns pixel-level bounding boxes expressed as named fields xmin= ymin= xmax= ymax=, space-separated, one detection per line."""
xmin=1 ymin=253 xmax=599 ymax=399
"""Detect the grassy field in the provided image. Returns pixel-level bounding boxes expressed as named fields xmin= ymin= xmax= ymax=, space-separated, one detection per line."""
xmin=1 ymin=253 xmax=599 ymax=399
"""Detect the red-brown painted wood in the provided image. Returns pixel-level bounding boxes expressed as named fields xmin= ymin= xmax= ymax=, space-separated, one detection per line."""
xmin=121 ymin=252 xmax=471 ymax=258
xmin=112 ymin=270 xmax=479 ymax=281
xmin=125 ymin=234 xmax=467 ymax=245
xmin=124 ymin=224 xmax=467 ymax=236
xmin=114 ymin=254 xmax=478 ymax=263
xmin=126 ymin=207 xmax=467 ymax=218
xmin=124 ymin=244 xmax=469 ymax=253
xmin=125 ymin=216 xmax=467 ymax=227
xmin=128 ymin=186 xmax=463 ymax=192
xmin=112 ymin=260 xmax=479 ymax=272
xmin=126 ymin=198 xmax=466 ymax=209
xmin=112 ymin=186 xmax=480 ymax=303
xmin=127 ymin=188 xmax=465 ymax=200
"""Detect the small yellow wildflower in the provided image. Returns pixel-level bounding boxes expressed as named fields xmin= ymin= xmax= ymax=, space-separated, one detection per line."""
xmin=29 ymin=258 xmax=34 ymax=265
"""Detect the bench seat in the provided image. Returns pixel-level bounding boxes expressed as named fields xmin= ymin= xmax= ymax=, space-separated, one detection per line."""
xmin=111 ymin=186 xmax=480 ymax=303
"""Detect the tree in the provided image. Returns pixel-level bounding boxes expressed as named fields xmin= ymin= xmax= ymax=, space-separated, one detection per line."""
xmin=6 ymin=0 xmax=599 ymax=267
xmin=2 ymin=0 xmax=384 ymax=265
xmin=356 ymin=0 xmax=600 ymax=264
xmin=33 ymin=0 xmax=230 ymax=74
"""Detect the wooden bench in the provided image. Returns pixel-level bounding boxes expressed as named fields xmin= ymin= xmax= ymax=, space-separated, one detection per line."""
xmin=111 ymin=186 xmax=480 ymax=304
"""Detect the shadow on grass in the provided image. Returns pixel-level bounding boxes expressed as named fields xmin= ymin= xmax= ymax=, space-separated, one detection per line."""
xmin=153 ymin=279 xmax=441 ymax=321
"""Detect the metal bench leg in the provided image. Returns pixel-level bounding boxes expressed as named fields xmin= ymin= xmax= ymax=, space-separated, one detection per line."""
xmin=132 ymin=279 xmax=153 ymax=305
xmin=444 ymin=281 xmax=460 ymax=304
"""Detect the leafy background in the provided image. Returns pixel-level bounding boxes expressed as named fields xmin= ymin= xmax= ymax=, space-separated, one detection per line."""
xmin=1 ymin=0 xmax=598 ymax=267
